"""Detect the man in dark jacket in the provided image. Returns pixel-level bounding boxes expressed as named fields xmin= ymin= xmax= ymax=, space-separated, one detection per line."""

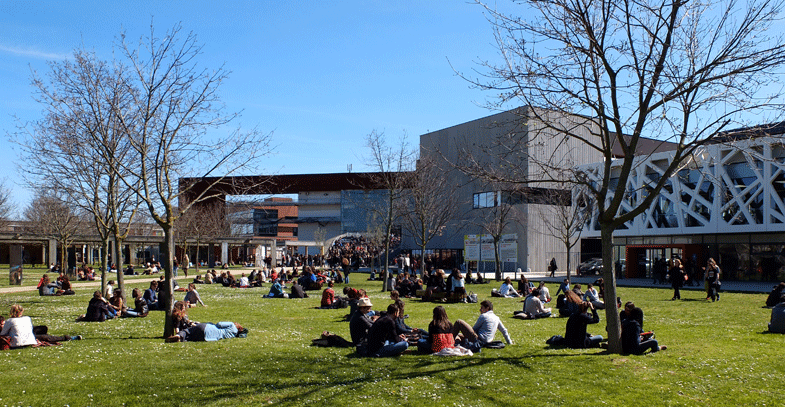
xmin=366 ymin=303 xmax=409 ymax=357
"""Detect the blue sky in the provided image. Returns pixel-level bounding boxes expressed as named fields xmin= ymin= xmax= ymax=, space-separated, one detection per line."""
xmin=0 ymin=1 xmax=518 ymax=212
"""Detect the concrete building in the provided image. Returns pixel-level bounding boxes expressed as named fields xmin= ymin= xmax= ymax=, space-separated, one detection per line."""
xmin=418 ymin=107 xmax=627 ymax=274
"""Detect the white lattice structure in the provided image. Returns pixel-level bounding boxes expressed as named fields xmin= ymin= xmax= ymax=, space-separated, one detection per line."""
xmin=580 ymin=137 xmax=785 ymax=237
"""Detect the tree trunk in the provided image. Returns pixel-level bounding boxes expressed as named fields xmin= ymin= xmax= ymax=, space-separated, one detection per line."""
xmin=161 ymin=226 xmax=175 ymax=338
xmin=100 ymin=239 xmax=109 ymax=297
xmin=114 ymin=235 xmax=126 ymax=301
xmin=382 ymin=238 xmax=390 ymax=291
xmin=566 ymin=246 xmax=572 ymax=280
xmin=494 ymin=240 xmax=502 ymax=281
xmin=600 ymin=223 xmax=622 ymax=354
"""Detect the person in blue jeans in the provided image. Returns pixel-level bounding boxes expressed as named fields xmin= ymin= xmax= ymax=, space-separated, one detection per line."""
xmin=365 ymin=303 xmax=409 ymax=357
xmin=167 ymin=321 xmax=245 ymax=342
xmin=621 ymin=318 xmax=666 ymax=354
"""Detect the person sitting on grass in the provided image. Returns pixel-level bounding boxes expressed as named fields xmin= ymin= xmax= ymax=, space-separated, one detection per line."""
xmin=558 ymin=289 xmax=583 ymax=317
xmin=130 ymin=288 xmax=149 ymax=317
xmin=1 ymin=305 xmax=82 ymax=349
xmin=290 ymin=280 xmax=307 ymax=299
xmin=621 ymin=302 xmax=666 ymax=354
xmin=514 ymin=288 xmax=552 ymax=319
xmin=583 ymin=283 xmax=605 ymax=310
xmin=517 ymin=273 xmax=532 ymax=297
xmin=349 ymin=297 xmax=375 ymax=346
xmin=37 ymin=274 xmax=62 ymax=296
xmin=364 ymin=303 xmax=409 ymax=357
xmin=393 ymin=299 xmax=427 ymax=340
xmin=422 ymin=305 xmax=470 ymax=356
xmin=564 ymin=301 xmax=602 ymax=349
xmin=266 ymin=278 xmax=286 ymax=298
xmin=76 ymin=291 xmax=115 ymax=322
xmin=184 ymin=283 xmax=206 ymax=307
xmin=537 ymin=281 xmax=552 ymax=303
xmin=498 ymin=277 xmax=521 ymax=298
xmin=144 ymin=280 xmax=160 ymax=311
xmin=765 ymin=282 xmax=785 ymax=308
xmin=58 ymin=275 xmax=75 ymax=295
xmin=453 ymin=300 xmax=513 ymax=352
xmin=108 ymin=288 xmax=144 ymax=318
xmin=768 ymin=295 xmax=785 ymax=333
xmin=321 ymin=281 xmax=336 ymax=308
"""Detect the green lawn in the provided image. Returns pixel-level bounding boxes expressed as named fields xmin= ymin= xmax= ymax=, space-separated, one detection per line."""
xmin=0 ymin=278 xmax=780 ymax=406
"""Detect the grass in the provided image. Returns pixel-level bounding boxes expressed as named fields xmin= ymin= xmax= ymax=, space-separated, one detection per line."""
xmin=0 ymin=276 xmax=781 ymax=406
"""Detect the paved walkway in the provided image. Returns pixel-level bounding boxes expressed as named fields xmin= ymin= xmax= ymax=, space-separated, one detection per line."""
xmin=1 ymin=268 xmax=776 ymax=295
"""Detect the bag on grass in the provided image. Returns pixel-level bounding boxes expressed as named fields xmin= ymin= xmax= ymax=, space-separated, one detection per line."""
xmin=483 ymin=340 xmax=506 ymax=349
xmin=467 ymin=293 xmax=478 ymax=303
xmin=546 ymin=335 xmax=565 ymax=346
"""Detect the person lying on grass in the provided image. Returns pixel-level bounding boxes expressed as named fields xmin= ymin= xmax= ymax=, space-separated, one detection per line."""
xmin=1 ymin=305 xmax=82 ymax=349
xmin=166 ymin=301 xmax=247 ymax=342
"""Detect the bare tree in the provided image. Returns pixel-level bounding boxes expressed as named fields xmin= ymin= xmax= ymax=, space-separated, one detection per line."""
xmin=400 ymin=157 xmax=459 ymax=277
xmin=21 ymin=49 xmax=141 ymax=298
xmin=111 ymin=24 xmax=272 ymax=337
xmin=537 ymin=187 xmax=592 ymax=278
xmin=23 ymin=189 xmax=83 ymax=273
xmin=458 ymin=0 xmax=785 ymax=353
xmin=175 ymin=201 xmax=228 ymax=275
xmin=364 ymin=130 xmax=414 ymax=290
xmin=0 ymin=181 xmax=13 ymax=232
xmin=467 ymin=188 xmax=525 ymax=281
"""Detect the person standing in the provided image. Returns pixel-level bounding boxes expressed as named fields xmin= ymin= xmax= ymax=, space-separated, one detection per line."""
xmin=549 ymin=258 xmax=558 ymax=277
xmin=705 ymin=258 xmax=721 ymax=302
xmin=670 ymin=258 xmax=686 ymax=300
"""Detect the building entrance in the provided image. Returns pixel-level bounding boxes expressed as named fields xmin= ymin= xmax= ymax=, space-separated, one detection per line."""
xmin=624 ymin=244 xmax=703 ymax=279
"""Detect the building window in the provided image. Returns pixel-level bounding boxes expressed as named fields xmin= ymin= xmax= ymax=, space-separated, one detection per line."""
xmin=473 ymin=192 xmax=497 ymax=209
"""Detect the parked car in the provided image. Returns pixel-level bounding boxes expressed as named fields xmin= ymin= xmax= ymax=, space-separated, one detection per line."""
xmin=578 ymin=258 xmax=603 ymax=276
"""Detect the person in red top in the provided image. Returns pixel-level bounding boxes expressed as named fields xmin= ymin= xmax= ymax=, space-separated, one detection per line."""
xmin=321 ymin=281 xmax=336 ymax=308
xmin=428 ymin=306 xmax=455 ymax=353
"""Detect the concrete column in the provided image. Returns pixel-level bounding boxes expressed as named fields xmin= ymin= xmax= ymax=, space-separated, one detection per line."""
xmin=268 ymin=239 xmax=277 ymax=268
xmin=255 ymin=244 xmax=263 ymax=267
xmin=48 ymin=239 xmax=57 ymax=267
xmin=221 ymin=241 xmax=229 ymax=265
xmin=128 ymin=243 xmax=137 ymax=265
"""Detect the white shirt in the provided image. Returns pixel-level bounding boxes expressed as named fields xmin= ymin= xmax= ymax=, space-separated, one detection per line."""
xmin=524 ymin=296 xmax=550 ymax=315
xmin=539 ymin=286 xmax=551 ymax=302
xmin=0 ymin=316 xmax=37 ymax=347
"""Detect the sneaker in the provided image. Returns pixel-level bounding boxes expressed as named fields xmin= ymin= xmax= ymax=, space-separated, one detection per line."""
xmin=71 ymin=335 xmax=83 ymax=341
xmin=165 ymin=335 xmax=181 ymax=343
xmin=659 ymin=345 xmax=667 ymax=351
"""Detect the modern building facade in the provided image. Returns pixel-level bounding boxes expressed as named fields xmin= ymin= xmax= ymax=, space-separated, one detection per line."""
xmin=579 ymin=135 xmax=785 ymax=282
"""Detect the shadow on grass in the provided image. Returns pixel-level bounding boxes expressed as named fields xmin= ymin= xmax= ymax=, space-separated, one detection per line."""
xmin=173 ymin=351 xmax=544 ymax=406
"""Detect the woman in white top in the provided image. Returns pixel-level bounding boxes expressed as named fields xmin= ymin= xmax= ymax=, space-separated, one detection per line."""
xmin=451 ymin=270 xmax=466 ymax=296
xmin=499 ymin=277 xmax=521 ymax=297
xmin=0 ymin=305 xmax=36 ymax=347
xmin=0 ymin=304 xmax=80 ymax=348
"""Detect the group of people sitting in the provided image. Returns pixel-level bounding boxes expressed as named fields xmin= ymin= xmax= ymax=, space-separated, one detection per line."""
xmin=347 ymin=291 xmax=513 ymax=357
xmin=37 ymin=273 xmax=75 ymax=296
